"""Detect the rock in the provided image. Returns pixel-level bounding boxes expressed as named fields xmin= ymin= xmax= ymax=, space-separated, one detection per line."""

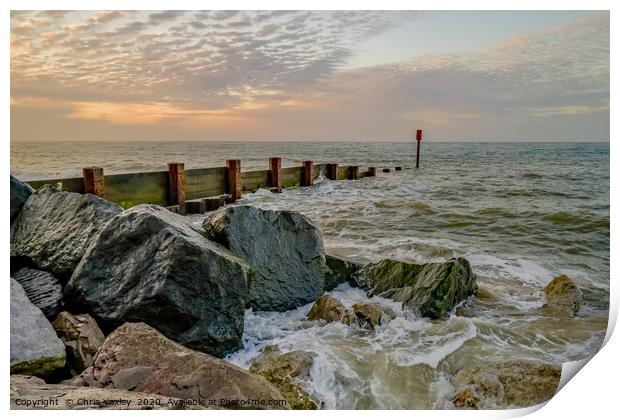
xmin=355 ymin=258 xmax=477 ymax=319
xmin=351 ymin=302 xmax=395 ymax=328
xmin=250 ymin=346 xmax=317 ymax=410
xmin=543 ymin=275 xmax=583 ymax=315
xmin=307 ymin=295 xmax=351 ymax=324
xmin=64 ymin=204 xmax=250 ymax=357
xmin=203 ymin=205 xmax=326 ymax=311
xmin=10 ymin=185 xmax=122 ymax=280
xmin=10 ymin=175 xmax=33 ymax=224
xmin=10 ymin=278 xmax=65 ymax=376
xmin=52 ymin=312 xmax=106 ymax=373
xmin=340 ymin=310 xmax=357 ymax=325
xmin=72 ymin=323 xmax=288 ymax=410
xmin=451 ymin=361 xmax=561 ymax=409
xmin=10 ymin=375 xmax=196 ymax=410
xmin=12 ymin=267 xmax=63 ymax=320
xmin=324 ymin=255 xmax=363 ymax=291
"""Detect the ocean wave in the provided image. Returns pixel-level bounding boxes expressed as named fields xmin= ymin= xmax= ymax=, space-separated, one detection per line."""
xmin=522 ymin=172 xmax=544 ymax=179
xmin=543 ymin=211 xmax=609 ymax=231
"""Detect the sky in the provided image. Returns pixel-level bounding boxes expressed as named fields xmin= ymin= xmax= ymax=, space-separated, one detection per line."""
xmin=10 ymin=10 xmax=610 ymax=142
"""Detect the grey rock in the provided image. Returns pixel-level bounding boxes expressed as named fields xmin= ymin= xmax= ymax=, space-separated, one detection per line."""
xmin=12 ymin=267 xmax=63 ymax=320
xmin=203 ymin=205 xmax=326 ymax=311
xmin=10 ymin=278 xmax=65 ymax=376
xmin=10 ymin=175 xmax=33 ymax=224
xmin=10 ymin=185 xmax=122 ymax=281
xmin=324 ymin=255 xmax=363 ymax=291
xmin=65 ymin=204 xmax=250 ymax=357
xmin=52 ymin=312 xmax=106 ymax=373
xmin=355 ymin=257 xmax=477 ymax=319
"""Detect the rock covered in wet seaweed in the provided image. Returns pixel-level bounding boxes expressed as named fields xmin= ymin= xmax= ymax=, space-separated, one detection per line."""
xmin=64 ymin=204 xmax=250 ymax=357
xmin=73 ymin=323 xmax=287 ymax=410
xmin=52 ymin=312 xmax=105 ymax=374
xmin=250 ymin=345 xmax=317 ymax=410
xmin=10 ymin=175 xmax=33 ymax=224
xmin=12 ymin=267 xmax=63 ymax=320
xmin=203 ymin=205 xmax=327 ymax=312
xmin=10 ymin=185 xmax=122 ymax=280
xmin=354 ymin=257 xmax=477 ymax=319
xmin=10 ymin=278 xmax=65 ymax=376
xmin=451 ymin=361 xmax=561 ymax=409
xmin=543 ymin=275 xmax=583 ymax=315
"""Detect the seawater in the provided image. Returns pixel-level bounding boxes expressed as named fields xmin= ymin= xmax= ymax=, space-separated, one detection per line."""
xmin=11 ymin=141 xmax=610 ymax=408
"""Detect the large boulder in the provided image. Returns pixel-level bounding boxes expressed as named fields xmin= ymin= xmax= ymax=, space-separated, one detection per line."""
xmin=10 ymin=185 xmax=122 ymax=280
xmin=250 ymin=346 xmax=317 ymax=410
xmin=10 ymin=175 xmax=33 ymax=224
xmin=354 ymin=258 xmax=477 ymax=319
xmin=11 ymin=375 xmax=196 ymax=410
xmin=12 ymin=267 xmax=63 ymax=320
xmin=324 ymin=255 xmax=363 ymax=291
xmin=52 ymin=312 xmax=106 ymax=374
xmin=10 ymin=278 xmax=65 ymax=376
xmin=543 ymin=275 xmax=583 ymax=315
xmin=65 ymin=204 xmax=250 ymax=357
xmin=203 ymin=205 xmax=326 ymax=311
xmin=451 ymin=361 xmax=561 ymax=409
xmin=72 ymin=323 xmax=288 ymax=410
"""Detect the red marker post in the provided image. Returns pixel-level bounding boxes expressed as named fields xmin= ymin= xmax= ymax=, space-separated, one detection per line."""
xmin=416 ymin=129 xmax=423 ymax=168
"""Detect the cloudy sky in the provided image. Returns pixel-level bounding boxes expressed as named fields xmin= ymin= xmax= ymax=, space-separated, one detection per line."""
xmin=10 ymin=10 xmax=609 ymax=142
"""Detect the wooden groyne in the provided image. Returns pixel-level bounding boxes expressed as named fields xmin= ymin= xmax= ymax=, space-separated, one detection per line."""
xmin=25 ymin=159 xmax=379 ymax=215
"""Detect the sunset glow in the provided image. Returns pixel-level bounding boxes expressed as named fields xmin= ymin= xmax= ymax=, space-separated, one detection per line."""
xmin=10 ymin=10 xmax=610 ymax=141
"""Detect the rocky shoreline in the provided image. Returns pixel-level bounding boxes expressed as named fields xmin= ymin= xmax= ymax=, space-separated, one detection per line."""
xmin=10 ymin=175 xmax=580 ymax=409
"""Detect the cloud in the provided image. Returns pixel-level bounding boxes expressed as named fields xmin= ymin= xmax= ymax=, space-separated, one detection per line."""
xmin=528 ymin=104 xmax=609 ymax=117
xmin=10 ymin=11 xmax=609 ymax=141
xmin=89 ymin=11 xmax=122 ymax=24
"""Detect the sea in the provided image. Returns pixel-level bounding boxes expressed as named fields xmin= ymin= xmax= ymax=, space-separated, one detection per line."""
xmin=10 ymin=141 xmax=610 ymax=409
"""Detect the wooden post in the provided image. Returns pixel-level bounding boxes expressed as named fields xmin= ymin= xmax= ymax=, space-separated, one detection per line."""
xmin=348 ymin=165 xmax=359 ymax=180
xmin=167 ymin=163 xmax=186 ymax=215
xmin=326 ymin=163 xmax=338 ymax=180
xmin=416 ymin=129 xmax=423 ymax=168
xmin=82 ymin=167 xmax=104 ymax=197
xmin=302 ymin=160 xmax=313 ymax=187
xmin=226 ymin=159 xmax=241 ymax=201
xmin=268 ymin=157 xmax=282 ymax=193
xmin=368 ymin=167 xmax=376 ymax=177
